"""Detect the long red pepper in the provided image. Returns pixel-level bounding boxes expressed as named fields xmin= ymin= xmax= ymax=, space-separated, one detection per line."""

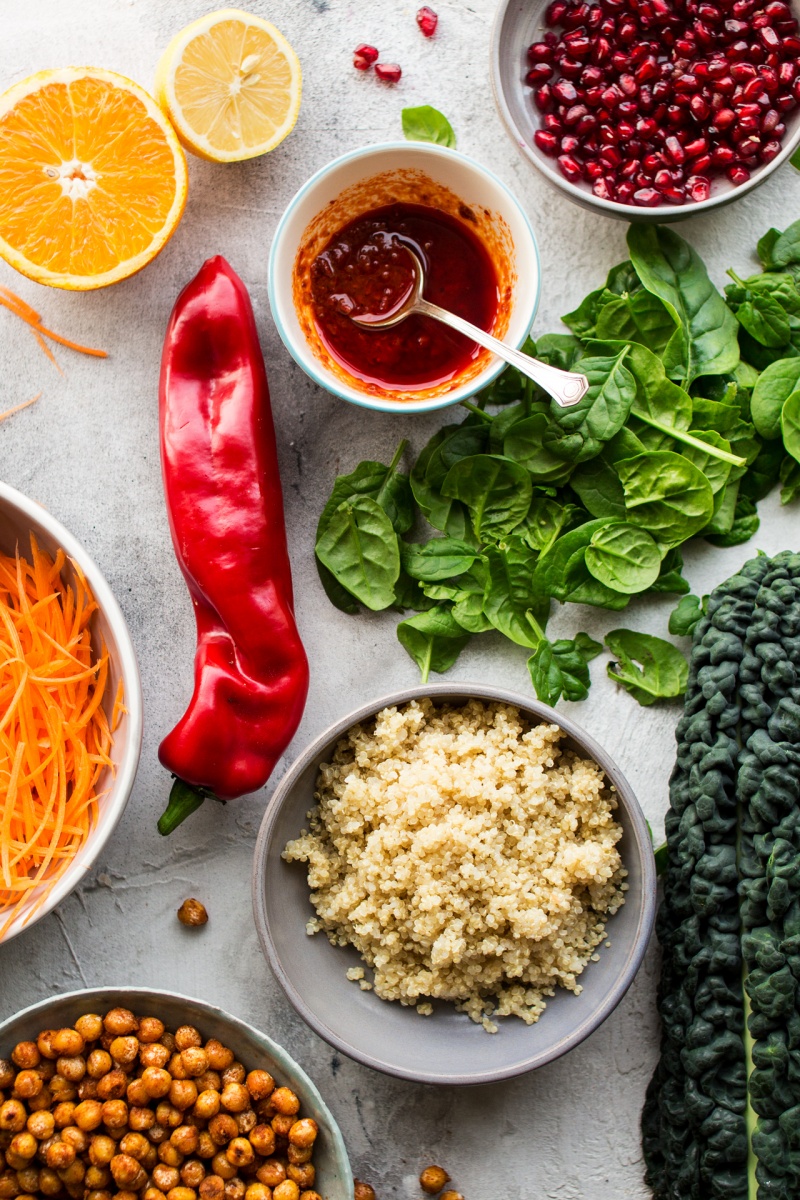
xmin=157 ymin=256 xmax=309 ymax=833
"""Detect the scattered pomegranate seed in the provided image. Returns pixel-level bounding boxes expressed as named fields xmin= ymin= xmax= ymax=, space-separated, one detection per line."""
xmin=416 ymin=6 xmax=438 ymax=37
xmin=526 ymin=0 xmax=799 ymax=205
xmin=353 ymin=44 xmax=379 ymax=70
xmin=375 ymin=62 xmax=402 ymax=83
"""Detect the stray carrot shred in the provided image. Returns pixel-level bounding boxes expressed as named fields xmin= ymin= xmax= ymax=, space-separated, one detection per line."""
xmin=0 ymin=536 xmax=115 ymax=939
xmin=0 ymin=285 xmax=107 ymax=366
xmin=0 ymin=393 xmax=41 ymax=423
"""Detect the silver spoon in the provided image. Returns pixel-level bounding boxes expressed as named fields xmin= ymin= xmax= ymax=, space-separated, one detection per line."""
xmin=349 ymin=247 xmax=589 ymax=408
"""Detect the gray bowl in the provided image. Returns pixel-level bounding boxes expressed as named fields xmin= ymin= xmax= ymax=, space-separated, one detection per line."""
xmin=252 ymin=683 xmax=657 ymax=1085
xmin=490 ymin=0 xmax=800 ymax=223
xmin=0 ymin=988 xmax=353 ymax=1200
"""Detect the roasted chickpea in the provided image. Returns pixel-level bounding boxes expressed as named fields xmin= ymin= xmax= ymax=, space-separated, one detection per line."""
xmin=161 ymin=1033 xmax=177 ymax=1054
xmin=272 ymin=1182 xmax=299 ymax=1200
xmin=25 ymin=1109 xmax=53 ymax=1140
xmin=116 ymin=1191 xmax=141 ymax=1200
xmin=11 ymin=1073 xmax=41 ymax=1102
xmin=61 ymin=1126 xmax=89 ymax=1154
xmin=195 ymin=1073 xmax=221 ymax=1095
xmin=210 ymin=1153 xmax=236 ymax=1182
xmin=37 ymin=1169 xmax=62 ymax=1197
xmin=59 ymin=1158 xmax=86 ymax=1189
xmin=286 ymin=1165 xmax=314 ymax=1191
xmin=170 ymin=1082 xmax=198 ymax=1113
xmin=52 ymin=1101 xmax=76 ymax=1128
xmin=174 ymin=1029 xmax=202 ymax=1053
xmin=353 ymin=1182 xmax=375 ymax=1200
xmin=298 ymin=1192 xmax=322 ymax=1200
xmin=140 ymin=1045 xmax=171 ymax=1071
xmin=223 ymin=1181 xmax=245 ymax=1200
xmin=270 ymin=1116 xmax=294 ymax=1139
xmin=48 ymin=1077 xmax=76 ymax=1104
xmin=286 ymin=1147 xmax=312 ymax=1167
xmin=235 ymin=1111 xmax=256 ymax=1136
xmin=158 ymin=1105 xmax=183 ymax=1131
xmin=0 ymin=1171 xmax=19 ymax=1200
xmin=170 ymin=1127 xmax=199 ymax=1157
xmin=109 ymin=1038 xmax=139 ymax=1067
xmin=85 ymin=1166 xmax=111 ymax=1190
xmin=268 ymin=1092 xmax=298 ymax=1119
xmin=249 ymin=1126 xmax=275 ymax=1158
xmin=198 ymin=1179 xmax=224 ymax=1200
xmin=180 ymin=1159 xmax=205 ymax=1189
xmin=142 ymin=1069 xmax=172 ymax=1101
xmin=52 ymin=1030 xmax=85 ymax=1058
xmin=420 ymin=1166 xmax=450 ymax=1194
xmin=8 ymin=1134 xmax=35 ymax=1161
xmin=87 ymin=1051 xmax=113 ymax=1080
xmin=125 ymin=1079 xmax=149 ymax=1108
xmin=2 ymin=1153 xmax=28 ymax=1174
xmin=208 ymin=1115 xmax=238 ymax=1147
xmin=196 ymin=1133 xmax=216 ymax=1160
xmin=89 ymin=1135 xmax=117 ymax=1166
xmin=144 ymin=1190 xmax=168 ymax=1200
xmin=286 ymin=1121 xmax=316 ymax=1151
xmin=169 ymin=1055 xmax=189 ymax=1083
xmin=244 ymin=1186 xmax=271 ymax=1200
xmin=96 ymin=1071 xmax=127 ymax=1103
xmin=11 ymin=1046 xmax=39 ymax=1073
xmin=138 ymin=1019 xmax=165 ymax=1045
xmin=244 ymin=1073 xmax=273 ymax=1104
xmin=0 ymin=1060 xmax=15 ymax=1089
xmin=152 ymin=1165 xmax=180 ymax=1192
xmin=129 ymin=1107 xmax=156 ymax=1133
xmin=44 ymin=1140 xmax=75 ymax=1171
xmin=101 ymin=1100 xmax=128 ymax=1131
xmin=180 ymin=1050 xmax=208 ymax=1079
xmin=74 ymin=1015 xmax=103 ymax=1044
xmin=221 ymin=1065 xmax=245 ymax=1088
xmin=0 ymin=1101 xmax=26 ymax=1132
xmin=118 ymin=1133 xmax=149 ymax=1163
xmin=35 ymin=1033 xmax=58 ymax=1061
xmin=103 ymin=1010 xmax=138 ymax=1038
xmin=256 ymin=1162 xmax=285 ymax=1189
xmin=15 ymin=1168 xmax=39 ymax=1194
xmin=167 ymin=1187 xmax=197 ymax=1200
xmin=439 ymin=1192 xmax=464 ymax=1200
xmin=204 ymin=1043 xmax=233 ymax=1073
xmin=148 ymin=1124 xmax=169 ymax=1146
xmin=73 ymin=1100 xmax=103 ymax=1133
xmin=220 ymin=1085 xmax=249 ymax=1115
xmin=26 ymin=1086 xmax=52 ymax=1114
xmin=225 ymin=1140 xmax=254 ymax=1170
xmin=193 ymin=1091 xmax=220 ymax=1121
xmin=56 ymin=1056 xmax=86 ymax=1083
xmin=110 ymin=1154 xmax=146 ymax=1189
xmin=77 ymin=1079 xmax=100 ymax=1102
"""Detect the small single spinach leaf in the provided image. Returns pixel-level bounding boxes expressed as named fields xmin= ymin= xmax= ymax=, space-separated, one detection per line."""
xmin=317 ymin=440 xmax=412 ymax=535
xmin=570 ymin=455 xmax=627 ymax=519
xmin=316 ymin=558 xmax=359 ymax=614
xmin=533 ymin=519 xmax=630 ymax=609
xmin=585 ymin=523 xmax=662 ymax=595
xmin=396 ymin=606 xmax=470 ymax=682
xmin=503 ymin=413 xmax=575 ymax=483
xmin=442 ymin=454 xmax=533 ymax=539
xmin=668 ymin=594 xmax=706 ymax=637
xmin=750 ymin=358 xmax=800 ymax=439
xmin=543 ymin=349 xmax=636 ymax=463
xmin=482 ymin=542 xmax=549 ymax=648
xmin=605 ymin=628 xmax=689 ymax=706
xmin=780 ymin=455 xmax=800 ymax=504
xmin=316 ymin=497 xmax=400 ymax=610
xmin=735 ymin=292 xmax=791 ymax=348
xmin=649 ymin=547 xmax=690 ymax=595
xmin=527 ymin=632 xmax=602 ymax=706
xmin=706 ymin=496 xmax=760 ymax=547
xmin=769 ymin=218 xmax=800 ymax=269
xmin=758 ymin=227 xmax=782 ymax=270
xmin=617 ymin=451 xmax=715 ymax=546
xmin=401 ymin=105 xmax=456 ymax=147
xmin=780 ymin=388 xmax=800 ymax=463
xmin=595 ymin=289 xmax=676 ymax=356
xmin=519 ymin=496 xmax=576 ymax=553
xmin=401 ymin=537 xmax=480 ymax=582
xmin=562 ymin=289 xmax=602 ymax=337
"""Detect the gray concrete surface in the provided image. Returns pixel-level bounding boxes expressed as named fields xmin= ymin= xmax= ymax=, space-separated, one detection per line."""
xmin=0 ymin=2 xmax=798 ymax=1197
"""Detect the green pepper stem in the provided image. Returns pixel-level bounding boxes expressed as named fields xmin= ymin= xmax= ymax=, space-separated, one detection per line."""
xmin=158 ymin=778 xmax=217 ymax=836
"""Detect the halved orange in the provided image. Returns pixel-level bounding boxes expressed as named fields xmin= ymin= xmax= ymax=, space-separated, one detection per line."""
xmin=0 ymin=68 xmax=188 ymax=290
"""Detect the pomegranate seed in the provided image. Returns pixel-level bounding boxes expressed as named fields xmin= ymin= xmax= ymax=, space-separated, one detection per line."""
xmin=527 ymin=64 xmax=555 ymax=85
xmin=643 ymin=151 xmax=666 ymax=170
xmin=698 ymin=3 xmax=722 ymax=22
xmin=576 ymin=113 xmax=597 ymax=134
xmin=637 ymin=116 xmax=659 ymax=137
xmin=760 ymin=137 xmax=782 ymax=160
xmin=560 ymin=57 xmax=585 ymax=79
xmin=782 ymin=34 xmax=800 ymax=51
xmin=354 ymin=43 xmax=379 ymax=65
xmin=564 ymin=32 xmax=592 ymax=56
xmin=545 ymin=0 xmax=567 ymax=23
xmin=774 ymin=121 xmax=787 ymax=136
xmin=600 ymin=145 xmax=624 ymax=167
xmin=724 ymin=19 xmax=749 ymax=36
xmin=557 ymin=153 xmax=584 ymax=180
xmin=617 ymin=180 xmax=637 ymax=202
xmin=761 ymin=67 xmax=779 ymax=95
xmin=534 ymin=85 xmax=555 ymax=111
xmin=687 ymin=174 xmax=711 ymax=200
xmin=375 ymin=62 xmax=402 ymax=83
xmin=560 ymin=134 xmax=580 ymax=152
xmin=633 ymin=186 xmax=663 ymax=204
xmin=621 ymin=158 xmax=641 ymax=178
xmin=543 ymin=113 xmax=563 ymax=131
xmin=662 ymin=186 xmax=688 ymax=203
xmin=528 ymin=42 xmax=554 ymax=64
xmin=564 ymin=103 xmax=590 ymax=125
xmin=591 ymin=36 xmax=612 ymax=64
xmin=585 ymin=160 xmax=605 ymax=178
xmin=760 ymin=25 xmax=780 ymax=48
xmin=586 ymin=86 xmax=606 ymax=106
xmin=684 ymin=136 xmax=708 ymax=156
xmin=727 ymin=163 xmax=751 ymax=182
xmin=564 ymin=3 xmax=591 ymax=29
xmin=727 ymin=41 xmax=751 ymax=62
xmin=738 ymin=134 xmax=762 ymax=155
xmin=534 ymin=130 xmax=560 ymax=155
xmin=416 ymin=6 xmax=438 ymax=36
xmin=714 ymin=106 xmax=736 ymax=128
xmin=730 ymin=61 xmax=757 ymax=81
xmin=592 ymin=177 xmax=616 ymax=199
xmin=742 ymin=77 xmax=767 ymax=101
xmin=588 ymin=5 xmax=604 ymax=28
xmin=553 ymin=79 xmax=578 ymax=103
xmin=692 ymin=152 xmax=713 ymax=171
xmin=674 ymin=72 xmax=699 ymax=91
xmin=666 ymin=134 xmax=687 ymax=162
xmin=581 ymin=66 xmax=604 ymax=87
xmin=712 ymin=144 xmax=737 ymax=164
xmin=654 ymin=168 xmax=675 ymax=190
xmin=779 ymin=62 xmax=796 ymax=86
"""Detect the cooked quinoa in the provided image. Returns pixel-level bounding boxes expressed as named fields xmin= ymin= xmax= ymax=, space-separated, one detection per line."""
xmin=283 ymin=698 xmax=626 ymax=1032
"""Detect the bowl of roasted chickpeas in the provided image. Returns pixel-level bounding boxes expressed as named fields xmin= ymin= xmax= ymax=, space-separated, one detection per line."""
xmin=0 ymin=989 xmax=353 ymax=1200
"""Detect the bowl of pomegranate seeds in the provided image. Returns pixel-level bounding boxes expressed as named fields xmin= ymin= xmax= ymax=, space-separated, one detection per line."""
xmin=491 ymin=0 xmax=800 ymax=218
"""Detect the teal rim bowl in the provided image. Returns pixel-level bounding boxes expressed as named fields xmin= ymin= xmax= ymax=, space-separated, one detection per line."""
xmin=0 ymin=988 xmax=354 ymax=1199
xmin=267 ymin=141 xmax=541 ymax=414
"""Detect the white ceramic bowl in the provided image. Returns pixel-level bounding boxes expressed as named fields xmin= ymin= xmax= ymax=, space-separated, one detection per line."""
xmin=268 ymin=141 xmax=541 ymax=413
xmin=0 ymin=482 xmax=142 ymax=944
xmin=491 ymin=0 xmax=800 ymax=223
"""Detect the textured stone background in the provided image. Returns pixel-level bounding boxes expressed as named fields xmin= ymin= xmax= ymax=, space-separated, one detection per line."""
xmin=1 ymin=2 xmax=799 ymax=1197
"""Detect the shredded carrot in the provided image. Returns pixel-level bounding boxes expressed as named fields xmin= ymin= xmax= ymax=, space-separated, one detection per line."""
xmin=0 ymin=393 xmax=41 ymax=423
xmin=112 ymin=677 xmax=127 ymax=732
xmin=0 ymin=536 xmax=115 ymax=938
xmin=0 ymin=285 xmax=107 ymax=367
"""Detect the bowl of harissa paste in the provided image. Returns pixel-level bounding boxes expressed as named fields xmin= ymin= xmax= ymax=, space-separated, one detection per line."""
xmin=268 ymin=142 xmax=541 ymax=414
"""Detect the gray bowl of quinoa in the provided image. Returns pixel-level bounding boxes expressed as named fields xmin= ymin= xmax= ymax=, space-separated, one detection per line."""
xmin=252 ymin=683 xmax=656 ymax=1085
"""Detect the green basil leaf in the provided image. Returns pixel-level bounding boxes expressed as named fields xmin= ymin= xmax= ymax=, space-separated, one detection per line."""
xmin=316 ymin=497 xmax=400 ymax=611
xmin=315 ymin=557 xmax=359 ymax=613
xmin=503 ymin=413 xmax=575 ymax=483
xmin=482 ymin=542 xmax=549 ymax=648
xmin=401 ymin=104 xmax=456 ymax=147
xmin=441 ymin=454 xmax=533 ymax=540
xmin=617 ymin=451 xmax=715 ymax=547
xmin=585 ymin=523 xmax=662 ymax=595
xmin=750 ymin=358 xmax=800 ymax=439
xmin=401 ymin=537 xmax=480 ymax=582
xmin=627 ymin=225 xmax=740 ymax=385
xmin=649 ymin=546 xmax=690 ymax=595
xmin=543 ymin=349 xmax=636 ymax=463
xmin=781 ymin=388 xmax=800 ymax=464
xmin=735 ymin=293 xmax=791 ymax=348
xmin=668 ymin=594 xmax=706 ymax=637
xmin=705 ymin=496 xmax=760 ymax=548
xmin=605 ymin=628 xmax=688 ymax=706
xmin=396 ymin=606 xmax=470 ymax=682
xmin=527 ymin=632 xmax=602 ymax=706
xmin=780 ymin=455 xmax=800 ymax=504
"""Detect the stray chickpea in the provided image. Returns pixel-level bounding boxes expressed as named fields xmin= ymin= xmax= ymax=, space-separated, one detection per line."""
xmin=171 ymin=1127 xmax=199 ymax=1156
xmin=244 ymin=1186 xmax=271 ymax=1200
xmin=140 ymin=1044 xmax=171 ymax=1071
xmin=287 ymin=1121 xmax=316 ymax=1150
xmin=138 ymin=1018 xmax=166 ymax=1045
xmin=199 ymin=1179 xmax=224 ymax=1200
xmin=26 ymin=1109 xmax=55 ymax=1139
xmin=174 ymin=1028 xmax=202 ymax=1053
xmin=75 ymin=1015 xmax=103 ymax=1043
xmin=86 ymin=1050 xmax=113 ymax=1080
xmin=170 ymin=1081 xmax=198 ymax=1112
xmin=220 ymin=1084 xmax=249 ymax=1115
xmin=109 ymin=1037 xmax=139 ymax=1066
xmin=286 ymin=1147 xmax=312 ymax=1167
xmin=177 ymin=900 xmax=208 ymax=927
xmin=89 ymin=1135 xmax=117 ymax=1166
xmin=269 ymin=1090 xmax=299 ymax=1118
xmin=420 ymin=1167 xmax=450 ymax=1195
xmin=210 ymin=1153 xmax=237 ymax=1182
xmin=12 ymin=1072 xmax=42 ymax=1101
xmin=244 ymin=1073 xmax=274 ymax=1104
xmin=353 ymin=1183 xmax=376 ymax=1200
xmin=180 ymin=1159 xmax=206 ymax=1189
xmin=439 ymin=1192 xmax=464 ymax=1200
xmin=204 ymin=1043 xmax=234 ymax=1073
xmin=57 ymin=1056 xmax=87 ymax=1083
xmin=193 ymin=1090 xmax=220 ymax=1121
xmin=144 ymin=1190 xmax=168 ymax=1200
xmin=61 ymin=1126 xmax=89 ymax=1154
xmin=286 ymin=1165 xmax=314 ymax=1190
xmin=0 ymin=1100 xmax=27 ymax=1132
xmin=224 ymin=1181 xmax=246 ymax=1200
xmin=0 ymin=1060 xmax=15 ymax=1088
xmin=85 ymin=1167 xmax=111 ymax=1190
xmin=11 ymin=1044 xmax=40 ymax=1071
xmin=9 ymin=1133 xmax=36 ymax=1160
xmin=52 ymin=1030 xmax=85 ymax=1058
xmin=103 ymin=1009 xmax=138 ymax=1038
xmin=152 ymin=1166 xmax=180 ymax=1192
xmin=73 ymin=1100 xmax=104 ymax=1132
xmin=143 ymin=1069 xmax=173 ymax=1100
xmin=225 ymin=1139 xmax=254 ymax=1170
xmin=272 ymin=1181 xmax=299 ymax=1200
xmin=256 ymin=1162 xmax=286 ymax=1189
xmin=129 ymin=1107 xmax=156 ymax=1132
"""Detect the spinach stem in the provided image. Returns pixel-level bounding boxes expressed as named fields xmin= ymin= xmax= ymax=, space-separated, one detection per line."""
xmin=420 ymin=637 xmax=432 ymax=684
xmin=387 ymin=438 xmax=409 ymax=476
xmin=635 ymin=414 xmax=747 ymax=466
xmin=460 ymin=400 xmax=493 ymax=423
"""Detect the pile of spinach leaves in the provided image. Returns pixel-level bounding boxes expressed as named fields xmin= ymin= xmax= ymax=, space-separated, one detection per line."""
xmin=315 ymin=222 xmax=800 ymax=708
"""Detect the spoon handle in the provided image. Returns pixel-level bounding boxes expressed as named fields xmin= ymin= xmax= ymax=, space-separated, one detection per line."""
xmin=415 ymin=298 xmax=589 ymax=409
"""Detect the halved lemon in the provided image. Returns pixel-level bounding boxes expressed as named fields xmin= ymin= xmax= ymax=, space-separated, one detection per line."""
xmin=155 ymin=9 xmax=302 ymax=163
xmin=0 ymin=68 xmax=188 ymax=290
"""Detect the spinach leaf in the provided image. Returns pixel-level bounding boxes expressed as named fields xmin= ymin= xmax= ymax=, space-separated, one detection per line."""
xmin=585 ymin=523 xmax=662 ymax=594
xmin=316 ymin=497 xmax=400 ymax=610
xmin=401 ymin=537 xmax=480 ymax=582
xmin=317 ymin=439 xmax=413 ymax=535
xmin=668 ymin=594 xmax=706 ymax=637
xmin=482 ymin=542 xmax=550 ymax=647
xmin=605 ymin=260 xmax=642 ymax=295
xmin=617 ymin=451 xmax=715 ymax=546
xmin=562 ymin=289 xmax=602 ymax=337
xmin=780 ymin=388 xmax=800 ymax=463
xmin=750 ymin=359 xmax=800 ymax=439
xmin=543 ymin=349 xmax=636 ymax=463
xmin=570 ymin=454 xmax=627 ymax=519
xmin=679 ymin=430 xmax=733 ymax=494
xmin=649 ymin=547 xmax=691 ymax=595
xmin=595 ymin=289 xmax=676 ymax=356
xmin=527 ymin=632 xmax=602 ymax=706
xmin=401 ymin=104 xmax=456 ymax=147
xmin=706 ymin=496 xmax=760 ymax=547
xmin=396 ymin=606 xmax=470 ymax=682
xmin=534 ymin=333 xmax=583 ymax=370
xmin=739 ymin=439 xmax=784 ymax=502
xmin=734 ymin=292 xmax=791 ymax=348
xmin=450 ymin=563 xmax=493 ymax=633
xmin=316 ymin=558 xmax=359 ymax=614
xmin=519 ymin=496 xmax=576 ymax=553
xmin=410 ymin=426 xmax=466 ymax=531
xmin=442 ymin=454 xmax=532 ymax=539
xmin=533 ymin=519 xmax=630 ymax=609
xmin=769 ymin=219 xmax=800 ymax=269
xmin=503 ymin=413 xmax=575 ymax=483
xmin=627 ymin=225 xmax=740 ymax=385
xmin=780 ymin=455 xmax=800 ymax=504
xmin=393 ymin=570 xmax=436 ymax=612
xmin=605 ymin=628 xmax=689 ymax=706
xmin=702 ymin=478 xmax=739 ymax=537
xmin=758 ymin=227 xmax=782 ymax=270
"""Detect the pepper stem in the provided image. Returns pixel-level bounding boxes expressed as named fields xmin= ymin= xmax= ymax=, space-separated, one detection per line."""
xmin=158 ymin=778 xmax=219 ymax=836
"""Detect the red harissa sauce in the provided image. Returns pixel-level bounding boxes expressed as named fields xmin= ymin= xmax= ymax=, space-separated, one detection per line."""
xmin=309 ymin=203 xmax=499 ymax=390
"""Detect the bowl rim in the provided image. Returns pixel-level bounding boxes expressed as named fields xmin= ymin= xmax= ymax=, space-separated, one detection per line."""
xmin=0 ymin=481 xmax=143 ymax=944
xmin=252 ymin=681 xmax=658 ymax=1085
xmin=266 ymin=140 xmax=542 ymax=413
xmin=489 ymin=0 xmax=800 ymax=221
xmin=0 ymin=986 xmax=354 ymax=1195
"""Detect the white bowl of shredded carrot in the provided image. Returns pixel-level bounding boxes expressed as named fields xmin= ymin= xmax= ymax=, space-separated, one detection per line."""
xmin=0 ymin=481 xmax=142 ymax=944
